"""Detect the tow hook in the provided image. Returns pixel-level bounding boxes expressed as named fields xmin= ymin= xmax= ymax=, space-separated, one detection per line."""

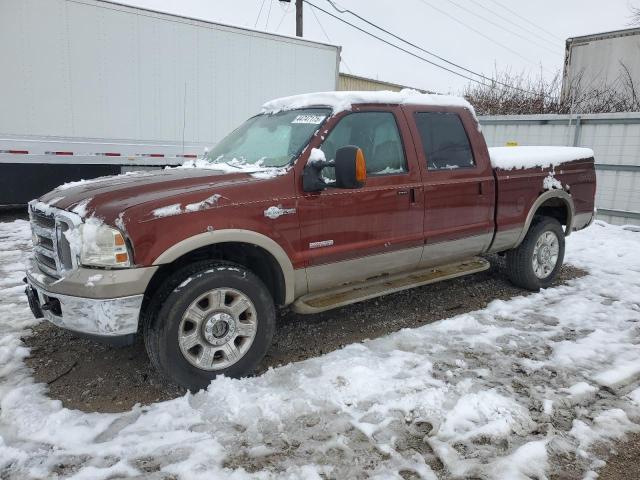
xmin=41 ymin=301 xmax=54 ymax=311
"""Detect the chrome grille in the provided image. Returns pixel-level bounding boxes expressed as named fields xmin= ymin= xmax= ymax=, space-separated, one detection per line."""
xmin=31 ymin=210 xmax=56 ymax=229
xmin=29 ymin=202 xmax=80 ymax=278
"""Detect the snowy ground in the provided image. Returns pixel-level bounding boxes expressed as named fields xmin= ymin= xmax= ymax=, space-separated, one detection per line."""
xmin=1 ymin=220 xmax=640 ymax=480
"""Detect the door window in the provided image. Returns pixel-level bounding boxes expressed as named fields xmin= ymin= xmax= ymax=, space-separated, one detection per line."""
xmin=414 ymin=112 xmax=475 ymax=170
xmin=320 ymin=111 xmax=407 ymax=178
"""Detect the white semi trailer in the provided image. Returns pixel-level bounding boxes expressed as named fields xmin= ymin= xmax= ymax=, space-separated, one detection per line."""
xmin=0 ymin=0 xmax=340 ymax=207
xmin=561 ymin=27 xmax=640 ymax=102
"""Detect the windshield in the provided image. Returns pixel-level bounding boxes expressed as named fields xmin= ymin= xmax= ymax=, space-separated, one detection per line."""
xmin=205 ymin=108 xmax=330 ymax=167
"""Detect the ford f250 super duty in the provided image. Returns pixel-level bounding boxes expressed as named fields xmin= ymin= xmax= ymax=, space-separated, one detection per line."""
xmin=25 ymin=90 xmax=596 ymax=390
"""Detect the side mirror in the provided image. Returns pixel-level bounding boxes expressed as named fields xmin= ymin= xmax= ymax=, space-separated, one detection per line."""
xmin=302 ymin=145 xmax=367 ymax=192
xmin=334 ymin=145 xmax=367 ymax=189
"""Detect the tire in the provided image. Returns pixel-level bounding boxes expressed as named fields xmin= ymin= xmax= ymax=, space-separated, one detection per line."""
xmin=143 ymin=261 xmax=275 ymax=391
xmin=506 ymin=216 xmax=565 ymax=291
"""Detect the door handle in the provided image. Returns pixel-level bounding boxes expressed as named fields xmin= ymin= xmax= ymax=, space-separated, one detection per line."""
xmin=398 ymin=188 xmax=416 ymax=203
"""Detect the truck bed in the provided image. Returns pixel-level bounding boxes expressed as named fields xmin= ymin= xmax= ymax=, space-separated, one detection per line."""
xmin=489 ymin=147 xmax=597 ymax=251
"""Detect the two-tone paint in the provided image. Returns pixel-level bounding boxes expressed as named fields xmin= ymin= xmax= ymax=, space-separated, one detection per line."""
xmin=32 ymin=102 xmax=596 ymax=339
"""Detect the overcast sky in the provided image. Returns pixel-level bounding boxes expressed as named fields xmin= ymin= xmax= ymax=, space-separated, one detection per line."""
xmin=119 ymin=0 xmax=633 ymax=93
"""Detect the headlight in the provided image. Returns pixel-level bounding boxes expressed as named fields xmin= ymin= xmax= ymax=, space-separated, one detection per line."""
xmin=65 ymin=219 xmax=131 ymax=268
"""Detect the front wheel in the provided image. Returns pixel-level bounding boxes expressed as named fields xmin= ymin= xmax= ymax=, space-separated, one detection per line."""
xmin=144 ymin=261 xmax=275 ymax=391
xmin=506 ymin=217 xmax=565 ymax=291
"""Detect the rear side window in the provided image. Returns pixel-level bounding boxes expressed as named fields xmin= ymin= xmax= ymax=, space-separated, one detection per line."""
xmin=414 ymin=112 xmax=475 ymax=170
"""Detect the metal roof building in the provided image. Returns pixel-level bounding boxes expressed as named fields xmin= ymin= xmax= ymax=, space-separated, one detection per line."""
xmin=338 ymin=73 xmax=428 ymax=93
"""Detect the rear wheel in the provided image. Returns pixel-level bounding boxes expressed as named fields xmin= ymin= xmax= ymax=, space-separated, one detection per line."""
xmin=143 ymin=261 xmax=275 ymax=391
xmin=506 ymin=217 xmax=565 ymax=291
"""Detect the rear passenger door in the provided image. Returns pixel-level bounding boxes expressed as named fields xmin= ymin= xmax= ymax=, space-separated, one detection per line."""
xmin=404 ymin=107 xmax=495 ymax=267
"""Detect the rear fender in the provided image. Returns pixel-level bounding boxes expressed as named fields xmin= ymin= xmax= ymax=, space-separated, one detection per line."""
xmin=515 ymin=190 xmax=575 ymax=247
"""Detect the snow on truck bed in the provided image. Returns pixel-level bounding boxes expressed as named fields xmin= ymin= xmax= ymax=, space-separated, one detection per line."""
xmin=489 ymin=146 xmax=594 ymax=170
xmin=2 ymin=220 xmax=640 ymax=479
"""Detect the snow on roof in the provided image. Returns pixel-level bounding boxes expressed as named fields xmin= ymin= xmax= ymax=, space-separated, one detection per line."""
xmin=261 ymin=89 xmax=477 ymax=119
xmin=489 ymin=146 xmax=594 ymax=171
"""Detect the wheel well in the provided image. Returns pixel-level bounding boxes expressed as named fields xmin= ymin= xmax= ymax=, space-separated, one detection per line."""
xmin=535 ymin=197 xmax=569 ymax=227
xmin=142 ymin=242 xmax=286 ymax=310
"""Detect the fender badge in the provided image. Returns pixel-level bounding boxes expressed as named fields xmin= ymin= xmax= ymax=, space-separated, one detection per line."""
xmin=309 ymin=240 xmax=334 ymax=249
xmin=264 ymin=205 xmax=296 ymax=219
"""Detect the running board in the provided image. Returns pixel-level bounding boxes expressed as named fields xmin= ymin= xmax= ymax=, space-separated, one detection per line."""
xmin=293 ymin=257 xmax=490 ymax=314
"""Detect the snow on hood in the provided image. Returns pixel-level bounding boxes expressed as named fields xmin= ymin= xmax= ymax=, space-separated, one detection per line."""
xmin=178 ymin=157 xmax=288 ymax=179
xmin=261 ymin=89 xmax=478 ymax=119
xmin=36 ymin=167 xmax=267 ymax=226
xmin=489 ymin=146 xmax=594 ymax=170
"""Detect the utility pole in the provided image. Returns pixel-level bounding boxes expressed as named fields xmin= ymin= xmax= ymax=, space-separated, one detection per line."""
xmin=278 ymin=0 xmax=303 ymax=37
xmin=295 ymin=0 xmax=303 ymax=37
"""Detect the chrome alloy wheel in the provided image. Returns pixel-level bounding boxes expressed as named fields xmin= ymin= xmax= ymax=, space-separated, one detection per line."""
xmin=178 ymin=288 xmax=258 ymax=371
xmin=532 ymin=230 xmax=560 ymax=279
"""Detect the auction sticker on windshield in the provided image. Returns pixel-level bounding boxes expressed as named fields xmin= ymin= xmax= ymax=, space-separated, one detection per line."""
xmin=291 ymin=114 xmax=326 ymax=124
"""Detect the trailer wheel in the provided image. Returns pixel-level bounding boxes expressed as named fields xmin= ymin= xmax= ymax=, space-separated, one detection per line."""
xmin=143 ymin=261 xmax=275 ymax=391
xmin=506 ymin=217 xmax=565 ymax=291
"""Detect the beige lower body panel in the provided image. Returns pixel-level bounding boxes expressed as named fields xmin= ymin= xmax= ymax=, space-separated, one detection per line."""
xmin=486 ymin=228 xmax=521 ymax=254
xmin=298 ymin=233 xmax=492 ymax=300
xmin=305 ymin=246 xmax=423 ymax=294
xmin=420 ymin=233 xmax=493 ymax=268
xmin=26 ymin=258 xmax=158 ymax=299
xmin=294 ymin=257 xmax=491 ymax=314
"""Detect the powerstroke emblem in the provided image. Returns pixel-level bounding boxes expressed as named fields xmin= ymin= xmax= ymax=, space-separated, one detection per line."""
xmin=264 ymin=205 xmax=296 ymax=219
xmin=309 ymin=240 xmax=334 ymax=249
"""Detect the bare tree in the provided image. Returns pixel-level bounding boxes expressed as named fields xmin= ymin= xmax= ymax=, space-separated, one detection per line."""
xmin=463 ymin=64 xmax=640 ymax=115
xmin=628 ymin=5 xmax=640 ymax=26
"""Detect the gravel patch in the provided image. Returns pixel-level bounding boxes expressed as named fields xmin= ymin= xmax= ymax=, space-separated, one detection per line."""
xmin=23 ymin=256 xmax=585 ymax=413
xmin=594 ymin=433 xmax=640 ymax=480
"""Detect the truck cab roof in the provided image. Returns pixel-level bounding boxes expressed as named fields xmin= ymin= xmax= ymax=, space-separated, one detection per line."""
xmin=261 ymin=89 xmax=478 ymax=118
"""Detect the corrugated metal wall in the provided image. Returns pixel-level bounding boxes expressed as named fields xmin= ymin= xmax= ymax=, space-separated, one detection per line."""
xmin=479 ymin=112 xmax=640 ymax=226
xmin=338 ymin=73 xmax=416 ymax=92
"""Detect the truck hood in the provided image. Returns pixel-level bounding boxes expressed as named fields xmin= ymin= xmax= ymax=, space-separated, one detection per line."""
xmin=38 ymin=167 xmax=284 ymax=222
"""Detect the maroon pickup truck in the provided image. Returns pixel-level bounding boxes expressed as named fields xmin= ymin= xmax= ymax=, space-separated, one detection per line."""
xmin=25 ymin=91 xmax=596 ymax=390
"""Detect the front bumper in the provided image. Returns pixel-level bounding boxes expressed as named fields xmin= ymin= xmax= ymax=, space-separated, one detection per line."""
xmin=25 ymin=259 xmax=157 ymax=338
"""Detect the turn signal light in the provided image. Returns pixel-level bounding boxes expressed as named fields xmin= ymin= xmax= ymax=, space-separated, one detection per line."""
xmin=115 ymin=252 xmax=129 ymax=263
xmin=114 ymin=233 xmax=126 ymax=246
xmin=355 ymin=148 xmax=367 ymax=183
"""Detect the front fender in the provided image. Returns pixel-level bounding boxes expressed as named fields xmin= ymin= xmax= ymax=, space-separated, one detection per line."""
xmin=152 ymin=229 xmax=296 ymax=304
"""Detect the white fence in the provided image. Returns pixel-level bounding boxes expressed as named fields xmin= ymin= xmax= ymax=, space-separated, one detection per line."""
xmin=479 ymin=112 xmax=640 ymax=226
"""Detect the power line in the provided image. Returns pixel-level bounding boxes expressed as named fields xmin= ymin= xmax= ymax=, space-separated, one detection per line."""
xmin=310 ymin=2 xmax=331 ymax=40
xmin=443 ymin=0 xmax=558 ymax=54
xmin=265 ymin=0 xmax=273 ymax=29
xmin=275 ymin=8 xmax=289 ymax=32
xmin=319 ymin=0 xmax=536 ymax=94
xmin=254 ymin=0 xmax=266 ymax=28
xmin=486 ymin=0 xmax=564 ymax=42
xmin=468 ymin=0 xmax=558 ymax=48
xmin=275 ymin=0 xmax=294 ymax=31
xmin=416 ymin=0 xmax=546 ymax=70
xmin=304 ymin=1 xmax=501 ymax=89
xmin=308 ymin=3 xmax=353 ymax=73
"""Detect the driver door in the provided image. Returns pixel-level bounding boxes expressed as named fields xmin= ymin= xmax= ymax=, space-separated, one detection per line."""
xmin=296 ymin=106 xmax=424 ymax=292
